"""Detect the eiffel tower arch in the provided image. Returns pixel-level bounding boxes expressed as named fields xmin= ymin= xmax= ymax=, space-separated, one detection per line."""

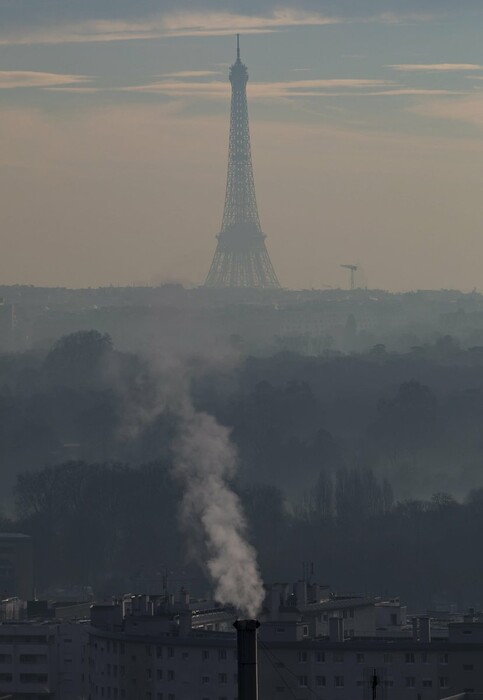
xmin=205 ymin=36 xmax=280 ymax=289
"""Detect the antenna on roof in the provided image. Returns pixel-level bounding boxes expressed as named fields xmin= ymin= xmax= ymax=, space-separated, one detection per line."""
xmin=236 ymin=33 xmax=240 ymax=60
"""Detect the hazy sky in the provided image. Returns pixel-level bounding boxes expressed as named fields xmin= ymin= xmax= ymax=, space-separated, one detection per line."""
xmin=1 ymin=1 xmax=483 ymax=291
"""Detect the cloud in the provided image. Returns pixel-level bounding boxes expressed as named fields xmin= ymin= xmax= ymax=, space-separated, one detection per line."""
xmin=410 ymin=94 xmax=483 ymax=128
xmin=0 ymin=71 xmax=89 ymax=89
xmin=366 ymin=89 xmax=464 ymax=96
xmin=160 ymin=71 xmax=221 ymax=78
xmin=162 ymin=9 xmax=341 ymax=36
xmin=0 ymin=9 xmax=341 ymax=45
xmin=44 ymin=87 xmax=101 ymax=93
xmin=121 ymin=77 xmax=394 ymax=99
xmin=390 ymin=63 xmax=483 ymax=72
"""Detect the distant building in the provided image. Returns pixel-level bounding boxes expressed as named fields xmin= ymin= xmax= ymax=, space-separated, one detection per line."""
xmin=0 ymin=534 xmax=34 ymax=601
xmin=0 ymin=299 xmax=14 ymax=352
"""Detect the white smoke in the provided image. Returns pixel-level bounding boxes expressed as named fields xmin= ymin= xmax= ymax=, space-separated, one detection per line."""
xmin=173 ymin=401 xmax=264 ymax=618
xmin=113 ymin=350 xmax=264 ymax=618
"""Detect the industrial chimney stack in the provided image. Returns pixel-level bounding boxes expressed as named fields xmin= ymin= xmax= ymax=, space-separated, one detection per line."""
xmin=234 ymin=619 xmax=260 ymax=700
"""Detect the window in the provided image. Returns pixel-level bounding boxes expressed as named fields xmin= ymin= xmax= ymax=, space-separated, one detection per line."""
xmin=146 ymin=645 xmax=152 ymax=657
xmin=439 ymin=678 xmax=449 ymax=689
xmin=157 ymin=670 xmax=163 ymax=681
xmin=349 ymin=608 xmax=354 ymax=618
xmin=298 ymin=676 xmax=308 ymax=687
xmin=202 ymin=650 xmax=209 ymax=661
xmin=219 ymin=674 xmax=227 ymax=684
xmin=316 ymin=676 xmax=326 ymax=687
xmin=219 ymin=650 xmax=227 ymax=661
xmin=421 ymin=653 xmax=429 ymax=664
xmin=405 ymin=653 xmax=415 ymax=664
xmin=383 ymin=653 xmax=393 ymax=664
xmin=168 ymin=648 xmax=174 ymax=659
xmin=19 ymin=674 xmax=49 ymax=683
xmin=422 ymin=680 xmax=432 ymax=688
xmin=156 ymin=646 xmax=162 ymax=659
xmin=334 ymin=675 xmax=344 ymax=687
xmin=113 ymin=665 xmax=118 ymax=678
xmin=463 ymin=664 xmax=474 ymax=671
xmin=356 ymin=653 xmax=364 ymax=664
xmin=316 ymin=652 xmax=325 ymax=663
xmin=167 ymin=670 xmax=174 ymax=681
xmin=0 ymin=655 xmax=11 ymax=663
xmin=182 ymin=652 xmax=189 ymax=660
xmin=390 ymin=613 xmax=397 ymax=625
xmin=384 ymin=680 xmax=394 ymax=688
xmin=19 ymin=654 xmax=48 ymax=664
xmin=202 ymin=676 xmax=210 ymax=684
xmin=302 ymin=626 xmax=309 ymax=637
xmin=107 ymin=664 xmax=111 ymax=677
xmin=298 ymin=651 xmax=307 ymax=663
xmin=439 ymin=654 xmax=448 ymax=665
xmin=334 ymin=652 xmax=344 ymax=663
xmin=405 ymin=677 xmax=416 ymax=688
xmin=0 ymin=674 xmax=12 ymax=682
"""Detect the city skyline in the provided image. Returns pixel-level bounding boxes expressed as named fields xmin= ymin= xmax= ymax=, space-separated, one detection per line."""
xmin=1 ymin=2 xmax=483 ymax=290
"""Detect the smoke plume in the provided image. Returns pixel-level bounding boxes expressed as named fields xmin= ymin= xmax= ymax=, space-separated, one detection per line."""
xmin=173 ymin=400 xmax=264 ymax=618
xmin=113 ymin=346 xmax=264 ymax=618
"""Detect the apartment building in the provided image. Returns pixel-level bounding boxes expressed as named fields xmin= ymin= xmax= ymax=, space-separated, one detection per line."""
xmin=88 ymin=589 xmax=483 ymax=700
xmin=0 ymin=620 xmax=88 ymax=699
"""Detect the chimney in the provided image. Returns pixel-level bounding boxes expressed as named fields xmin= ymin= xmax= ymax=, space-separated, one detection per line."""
xmin=178 ymin=611 xmax=192 ymax=637
xmin=412 ymin=618 xmax=418 ymax=641
xmin=234 ymin=619 xmax=260 ymax=700
xmin=329 ymin=617 xmax=344 ymax=642
xmin=419 ymin=617 xmax=431 ymax=643
xmin=294 ymin=580 xmax=307 ymax=607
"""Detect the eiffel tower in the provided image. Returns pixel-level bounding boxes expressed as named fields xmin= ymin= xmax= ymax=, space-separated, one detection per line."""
xmin=205 ymin=36 xmax=280 ymax=289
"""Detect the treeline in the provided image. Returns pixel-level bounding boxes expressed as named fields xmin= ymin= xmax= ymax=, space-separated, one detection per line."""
xmin=3 ymin=330 xmax=483 ymax=500
xmin=4 ymin=330 xmax=483 ymax=606
xmin=6 ymin=460 xmax=483 ymax=609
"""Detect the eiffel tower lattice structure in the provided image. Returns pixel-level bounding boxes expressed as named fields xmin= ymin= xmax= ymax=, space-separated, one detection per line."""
xmin=205 ymin=36 xmax=280 ymax=289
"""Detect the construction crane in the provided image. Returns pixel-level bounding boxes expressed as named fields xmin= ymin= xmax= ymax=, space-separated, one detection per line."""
xmin=340 ymin=264 xmax=358 ymax=291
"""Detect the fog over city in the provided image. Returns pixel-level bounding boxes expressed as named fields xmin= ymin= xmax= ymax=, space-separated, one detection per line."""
xmin=2 ymin=2 xmax=483 ymax=699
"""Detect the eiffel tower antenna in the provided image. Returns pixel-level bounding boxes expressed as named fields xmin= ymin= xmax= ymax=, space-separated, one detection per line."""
xmin=205 ymin=35 xmax=280 ymax=289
